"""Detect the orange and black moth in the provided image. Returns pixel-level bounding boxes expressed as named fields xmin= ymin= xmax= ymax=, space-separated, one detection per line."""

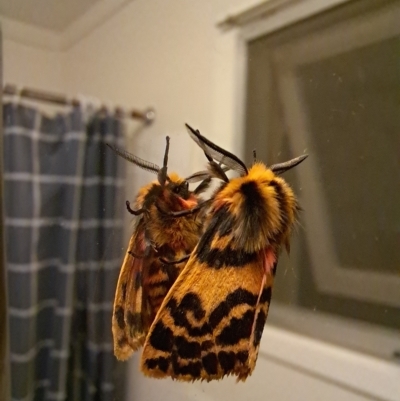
xmin=141 ymin=125 xmax=307 ymax=381
xmin=108 ymin=137 xmax=212 ymax=361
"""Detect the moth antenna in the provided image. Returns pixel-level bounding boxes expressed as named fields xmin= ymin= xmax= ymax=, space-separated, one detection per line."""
xmin=163 ymin=136 xmax=170 ymax=168
xmin=157 ymin=136 xmax=170 ymax=187
xmin=253 ymin=149 xmax=257 ymax=163
xmin=202 ymin=151 xmax=230 ymax=179
xmin=203 ymin=151 xmax=213 ymax=162
xmin=208 ymin=161 xmax=229 ymax=182
xmin=270 ymin=154 xmax=308 ymax=174
xmin=185 ymin=170 xmax=211 ymax=183
xmin=106 ymin=143 xmax=160 ymax=173
xmin=185 ymin=124 xmax=248 ymax=176
xmin=193 ymin=176 xmax=212 ymax=195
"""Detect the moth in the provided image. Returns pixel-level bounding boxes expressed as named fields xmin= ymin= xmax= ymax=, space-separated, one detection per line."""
xmin=108 ymin=136 xmax=212 ymax=361
xmin=141 ymin=125 xmax=307 ymax=381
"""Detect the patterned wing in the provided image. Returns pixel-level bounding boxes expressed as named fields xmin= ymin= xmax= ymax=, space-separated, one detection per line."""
xmin=142 ymin=255 xmax=184 ymax=323
xmin=112 ymin=219 xmax=149 ymax=360
xmin=140 ymin=208 xmax=277 ymax=381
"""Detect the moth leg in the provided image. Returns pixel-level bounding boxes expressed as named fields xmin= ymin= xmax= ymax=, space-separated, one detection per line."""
xmin=126 ymin=200 xmax=144 ymax=215
xmin=128 ymin=251 xmax=145 ymax=259
xmin=159 ymin=254 xmax=190 ymax=265
xmin=250 ymin=249 xmax=275 ymax=353
xmin=157 ymin=200 xmax=210 ymax=217
xmin=241 ymin=269 xmax=266 ymax=363
xmin=255 ymin=274 xmax=266 ymax=311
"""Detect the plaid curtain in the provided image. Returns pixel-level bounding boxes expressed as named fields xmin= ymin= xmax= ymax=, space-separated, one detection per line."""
xmin=3 ymin=102 xmax=126 ymax=401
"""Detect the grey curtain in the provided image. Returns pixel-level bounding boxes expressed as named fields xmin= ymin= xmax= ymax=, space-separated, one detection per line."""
xmin=3 ymin=102 xmax=125 ymax=401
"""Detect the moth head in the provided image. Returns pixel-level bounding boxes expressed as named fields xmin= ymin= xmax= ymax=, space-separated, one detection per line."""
xmin=166 ymin=167 xmax=218 ymax=201
xmin=166 ymin=174 xmax=191 ymax=200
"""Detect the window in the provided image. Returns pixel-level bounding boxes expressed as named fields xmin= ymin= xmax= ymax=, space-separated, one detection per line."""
xmin=243 ymin=0 xmax=400 ymax=359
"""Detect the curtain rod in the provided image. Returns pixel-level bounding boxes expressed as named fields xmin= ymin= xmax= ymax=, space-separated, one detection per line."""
xmin=3 ymin=84 xmax=156 ymax=125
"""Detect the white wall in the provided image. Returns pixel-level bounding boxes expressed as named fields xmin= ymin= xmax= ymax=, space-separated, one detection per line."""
xmin=64 ymin=0 xmax=215 ymax=191
xmin=3 ymin=39 xmax=64 ymax=92
xmin=62 ymin=0 xmax=248 ymax=182
xmin=2 ymin=0 xmax=255 ymax=178
xmin=57 ymin=0 xmax=258 ymax=213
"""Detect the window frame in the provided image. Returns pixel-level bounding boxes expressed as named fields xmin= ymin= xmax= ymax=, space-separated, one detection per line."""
xmin=228 ymin=0 xmax=400 ymax=364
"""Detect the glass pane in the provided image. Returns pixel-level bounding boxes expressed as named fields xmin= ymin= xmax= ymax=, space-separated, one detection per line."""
xmin=297 ymin=37 xmax=400 ymax=274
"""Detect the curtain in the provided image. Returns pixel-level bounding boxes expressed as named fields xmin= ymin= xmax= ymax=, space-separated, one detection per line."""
xmin=3 ymin=102 xmax=126 ymax=401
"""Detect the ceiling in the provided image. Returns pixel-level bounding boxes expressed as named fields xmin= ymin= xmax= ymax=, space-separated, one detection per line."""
xmin=0 ymin=0 xmax=101 ymax=32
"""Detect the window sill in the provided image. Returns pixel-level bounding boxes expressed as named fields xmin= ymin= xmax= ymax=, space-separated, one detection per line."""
xmin=260 ymin=303 xmax=400 ymax=401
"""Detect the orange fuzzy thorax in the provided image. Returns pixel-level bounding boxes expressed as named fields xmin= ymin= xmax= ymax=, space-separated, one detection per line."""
xmin=214 ymin=162 xmax=298 ymax=253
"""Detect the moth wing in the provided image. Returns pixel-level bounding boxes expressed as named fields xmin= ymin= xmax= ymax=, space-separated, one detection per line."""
xmin=141 ymin=209 xmax=275 ymax=381
xmin=112 ymin=219 xmax=149 ymax=360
